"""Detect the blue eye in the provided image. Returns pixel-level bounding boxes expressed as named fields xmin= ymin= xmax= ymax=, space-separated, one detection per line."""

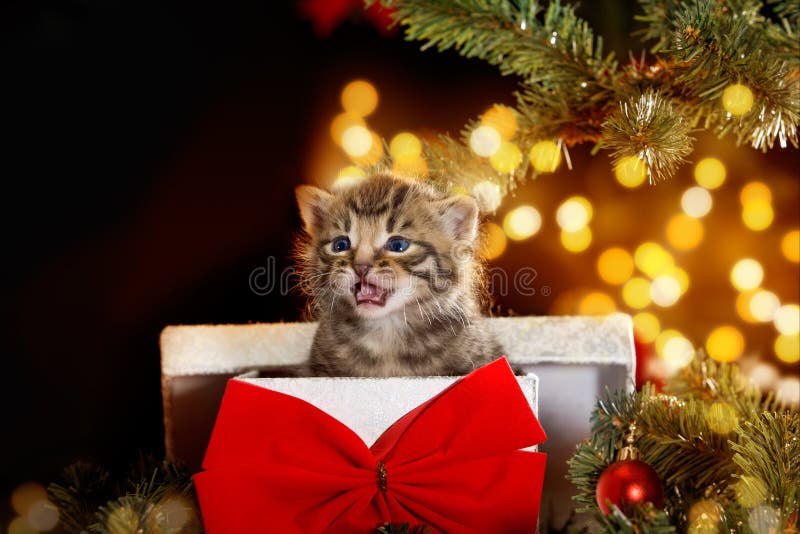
xmin=386 ymin=237 xmax=410 ymax=253
xmin=331 ymin=236 xmax=351 ymax=252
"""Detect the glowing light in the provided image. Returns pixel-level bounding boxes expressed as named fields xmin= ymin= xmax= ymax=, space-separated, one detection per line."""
xmin=667 ymin=266 xmax=690 ymax=294
xmin=722 ymin=83 xmax=754 ymax=116
xmin=27 ymin=499 xmax=59 ymax=531
xmin=560 ymin=227 xmax=592 ymax=253
xmin=694 ymin=158 xmax=726 ymax=190
xmin=740 ymin=181 xmax=772 ymax=204
xmin=681 ymin=186 xmax=713 ymax=218
xmin=469 ymin=125 xmax=502 ymax=157
xmin=655 ymin=329 xmax=682 ymax=357
xmin=11 ymin=482 xmax=48 ymax=516
xmin=503 ymin=205 xmax=542 ymax=240
xmin=774 ymin=304 xmax=800 ymax=335
xmin=480 ymin=222 xmax=507 ymax=260
xmin=330 ymin=113 xmax=366 ymax=145
xmin=341 ymin=80 xmax=378 ymax=117
xmin=622 ymin=277 xmax=652 ymax=309
xmin=781 ymin=229 xmax=800 ymax=262
xmin=689 ymin=499 xmax=721 ymax=531
xmin=392 ymin=156 xmax=428 ymax=177
xmin=650 ymin=275 xmax=682 ymax=307
xmin=449 ymin=185 xmax=470 ymax=196
xmin=389 ymin=132 xmax=422 ymax=160
xmin=742 ymin=199 xmax=774 ymax=231
xmin=8 ymin=516 xmax=37 ymax=534
xmin=578 ymin=292 xmax=616 ymax=315
xmin=633 ymin=312 xmax=660 ymax=343
xmin=332 ymin=166 xmax=366 ymax=191
xmin=472 ymin=181 xmax=502 ymax=212
xmin=634 ymin=242 xmax=674 ymax=278
xmin=351 ymin=131 xmax=384 ymax=166
xmin=775 ymin=377 xmax=800 ymax=405
xmin=706 ymin=326 xmax=745 ymax=363
xmin=663 ymin=335 xmax=695 ymax=370
xmin=529 ymin=140 xmax=561 ymax=172
xmin=749 ymin=290 xmax=780 ymax=322
xmin=341 ymin=125 xmax=373 ymax=157
xmin=556 ymin=196 xmax=593 ymax=231
xmin=706 ymin=401 xmax=738 ymax=434
xmin=597 ymin=247 xmax=634 ymax=285
xmin=730 ymin=258 xmax=764 ymax=291
xmin=748 ymin=362 xmax=779 ymax=390
xmin=614 ymin=156 xmax=647 ymax=188
xmin=481 ymin=104 xmax=517 ymax=139
xmin=666 ymin=214 xmax=704 ymax=250
xmin=774 ymin=333 xmax=799 ymax=363
xmin=489 ymin=141 xmax=522 ymax=173
xmin=735 ymin=476 xmax=767 ymax=508
xmin=736 ymin=291 xmax=759 ymax=323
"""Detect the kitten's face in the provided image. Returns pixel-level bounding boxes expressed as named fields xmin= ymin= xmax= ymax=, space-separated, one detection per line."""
xmin=296 ymin=175 xmax=479 ymax=321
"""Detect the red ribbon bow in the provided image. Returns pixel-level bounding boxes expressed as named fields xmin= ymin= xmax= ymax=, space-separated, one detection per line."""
xmin=194 ymin=358 xmax=547 ymax=533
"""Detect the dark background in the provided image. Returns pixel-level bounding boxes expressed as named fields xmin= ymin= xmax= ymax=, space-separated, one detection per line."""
xmin=2 ymin=0 xmax=796 ymax=524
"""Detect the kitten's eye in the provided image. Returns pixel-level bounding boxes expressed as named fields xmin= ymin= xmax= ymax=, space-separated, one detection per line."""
xmin=331 ymin=236 xmax=351 ymax=252
xmin=386 ymin=236 xmax=410 ymax=253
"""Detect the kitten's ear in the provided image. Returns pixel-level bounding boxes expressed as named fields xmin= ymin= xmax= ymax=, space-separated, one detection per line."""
xmin=437 ymin=195 xmax=479 ymax=242
xmin=295 ymin=185 xmax=334 ymax=235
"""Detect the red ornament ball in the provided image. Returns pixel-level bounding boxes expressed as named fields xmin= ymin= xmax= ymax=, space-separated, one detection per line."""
xmin=596 ymin=459 xmax=664 ymax=514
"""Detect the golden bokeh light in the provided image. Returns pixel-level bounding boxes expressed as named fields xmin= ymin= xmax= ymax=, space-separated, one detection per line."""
xmin=481 ymin=104 xmax=517 ymax=139
xmin=666 ymin=214 xmax=704 ymax=250
xmin=740 ymin=181 xmax=772 ymax=204
xmin=351 ymin=131 xmax=384 ymax=166
xmin=749 ymin=289 xmax=780 ymax=322
xmin=655 ymin=329 xmax=683 ymax=357
xmin=578 ymin=292 xmax=617 ymax=315
xmin=781 ymin=229 xmax=800 ymax=262
xmin=706 ymin=326 xmax=745 ymax=363
xmin=730 ymin=258 xmax=764 ymax=291
xmin=633 ymin=312 xmax=661 ymax=343
xmin=27 ymin=499 xmax=59 ymax=531
xmin=667 ymin=266 xmax=690 ymax=294
xmin=489 ymin=141 xmax=523 ymax=173
xmin=736 ymin=291 xmax=759 ymax=323
xmin=597 ymin=247 xmax=634 ymax=285
xmin=392 ymin=156 xmax=428 ymax=177
xmin=560 ymin=227 xmax=592 ymax=253
xmin=650 ymin=275 xmax=682 ymax=307
xmin=556 ymin=196 xmax=593 ymax=232
xmin=503 ymin=205 xmax=542 ymax=240
xmin=389 ymin=132 xmax=422 ymax=160
xmin=689 ymin=499 xmax=721 ymax=531
xmin=735 ymin=476 xmax=767 ymax=508
xmin=694 ymin=157 xmax=726 ymax=190
xmin=774 ymin=333 xmax=799 ymax=363
xmin=722 ymin=83 xmax=754 ymax=116
xmin=614 ymin=156 xmax=647 ymax=188
xmin=449 ymin=185 xmax=470 ymax=196
xmin=622 ymin=277 xmax=652 ymax=309
xmin=742 ymin=199 xmax=774 ymax=231
xmin=681 ymin=186 xmax=713 ymax=218
xmin=706 ymin=401 xmax=739 ymax=434
xmin=332 ymin=166 xmax=366 ymax=191
xmin=774 ymin=304 xmax=800 ymax=335
xmin=634 ymin=242 xmax=674 ymax=278
xmin=529 ymin=140 xmax=561 ymax=172
xmin=341 ymin=125 xmax=373 ymax=157
xmin=11 ymin=482 xmax=48 ymax=516
xmin=469 ymin=125 xmax=502 ymax=157
xmin=480 ymin=222 xmax=507 ymax=260
xmin=330 ymin=113 xmax=366 ymax=145
xmin=472 ymin=180 xmax=502 ymax=212
xmin=663 ymin=335 xmax=695 ymax=370
xmin=8 ymin=516 xmax=37 ymax=534
xmin=341 ymin=80 xmax=378 ymax=117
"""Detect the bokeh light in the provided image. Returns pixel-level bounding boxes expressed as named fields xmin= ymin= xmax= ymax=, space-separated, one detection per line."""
xmin=330 ymin=113 xmax=366 ymax=145
xmin=748 ymin=506 xmax=780 ymax=534
xmin=27 ymin=499 xmax=59 ymax=531
xmin=681 ymin=186 xmax=713 ymax=218
xmin=748 ymin=362 xmax=779 ymax=389
xmin=633 ymin=312 xmax=660 ymax=343
xmin=11 ymin=482 xmax=48 ymax=516
xmin=655 ymin=329 xmax=683 ymax=357
xmin=666 ymin=214 xmax=704 ymax=250
xmin=489 ymin=141 xmax=522 ymax=173
xmin=749 ymin=290 xmax=780 ymax=322
xmin=389 ymin=132 xmax=422 ymax=160
xmin=341 ymin=125 xmax=373 ymax=157
xmin=8 ymin=516 xmax=37 ymax=534
xmin=614 ymin=156 xmax=647 ymax=188
xmin=556 ymin=196 xmax=593 ymax=232
xmin=472 ymin=181 xmax=502 ymax=212
xmin=503 ymin=205 xmax=542 ymax=240
xmin=481 ymin=104 xmax=517 ymax=139
xmin=775 ymin=377 xmax=800 ymax=404
xmin=689 ymin=499 xmax=721 ymax=532
xmin=623 ymin=277 xmax=652 ymax=309
xmin=742 ymin=199 xmax=774 ymax=231
xmin=480 ymin=222 xmax=507 ymax=260
xmin=597 ymin=247 xmax=634 ymax=285
xmin=352 ymin=131 xmax=384 ymax=166
xmin=736 ymin=291 xmax=759 ymax=323
xmin=662 ymin=335 xmax=695 ymax=370
xmin=578 ymin=292 xmax=616 ymax=315
xmin=560 ymin=227 xmax=592 ymax=253
xmin=332 ymin=166 xmax=366 ymax=191
xmin=392 ymin=156 xmax=428 ymax=177
xmin=694 ymin=158 xmax=726 ymax=190
xmin=722 ymin=83 xmax=754 ymax=116
xmin=341 ymin=80 xmax=378 ymax=117
xmin=740 ymin=181 xmax=772 ymax=204
xmin=730 ymin=258 xmax=764 ymax=291
xmin=774 ymin=304 xmax=800 ymax=335
xmin=781 ymin=229 xmax=800 ymax=262
xmin=706 ymin=401 xmax=738 ymax=434
xmin=469 ymin=125 xmax=502 ymax=157
xmin=650 ymin=275 xmax=682 ymax=307
xmin=667 ymin=266 xmax=690 ymax=294
xmin=774 ymin=333 xmax=799 ymax=363
xmin=529 ymin=140 xmax=561 ymax=172
xmin=634 ymin=242 xmax=674 ymax=278
xmin=706 ymin=326 xmax=745 ymax=362
xmin=735 ymin=476 xmax=767 ymax=508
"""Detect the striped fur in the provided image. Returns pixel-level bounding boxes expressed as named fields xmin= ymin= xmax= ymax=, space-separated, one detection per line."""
xmin=294 ymin=174 xmax=502 ymax=376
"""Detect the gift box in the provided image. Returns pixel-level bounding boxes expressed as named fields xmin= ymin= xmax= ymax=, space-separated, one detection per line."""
xmin=160 ymin=313 xmax=635 ymax=527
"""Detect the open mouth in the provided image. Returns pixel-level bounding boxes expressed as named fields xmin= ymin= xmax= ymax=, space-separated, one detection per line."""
xmin=354 ymin=282 xmax=389 ymax=307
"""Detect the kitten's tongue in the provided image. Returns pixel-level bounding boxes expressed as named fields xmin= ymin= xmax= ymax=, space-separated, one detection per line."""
xmin=356 ymin=283 xmax=388 ymax=305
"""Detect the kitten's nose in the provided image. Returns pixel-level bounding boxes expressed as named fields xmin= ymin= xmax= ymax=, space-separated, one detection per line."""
xmin=354 ymin=264 xmax=371 ymax=278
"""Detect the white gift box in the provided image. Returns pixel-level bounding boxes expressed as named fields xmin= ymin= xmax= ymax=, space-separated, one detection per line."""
xmin=160 ymin=313 xmax=635 ymax=527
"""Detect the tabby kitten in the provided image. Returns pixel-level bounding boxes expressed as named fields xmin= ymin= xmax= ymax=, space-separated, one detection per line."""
xmin=295 ymin=173 xmax=502 ymax=377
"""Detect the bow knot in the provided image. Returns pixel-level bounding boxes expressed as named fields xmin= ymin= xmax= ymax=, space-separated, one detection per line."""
xmin=376 ymin=461 xmax=388 ymax=494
